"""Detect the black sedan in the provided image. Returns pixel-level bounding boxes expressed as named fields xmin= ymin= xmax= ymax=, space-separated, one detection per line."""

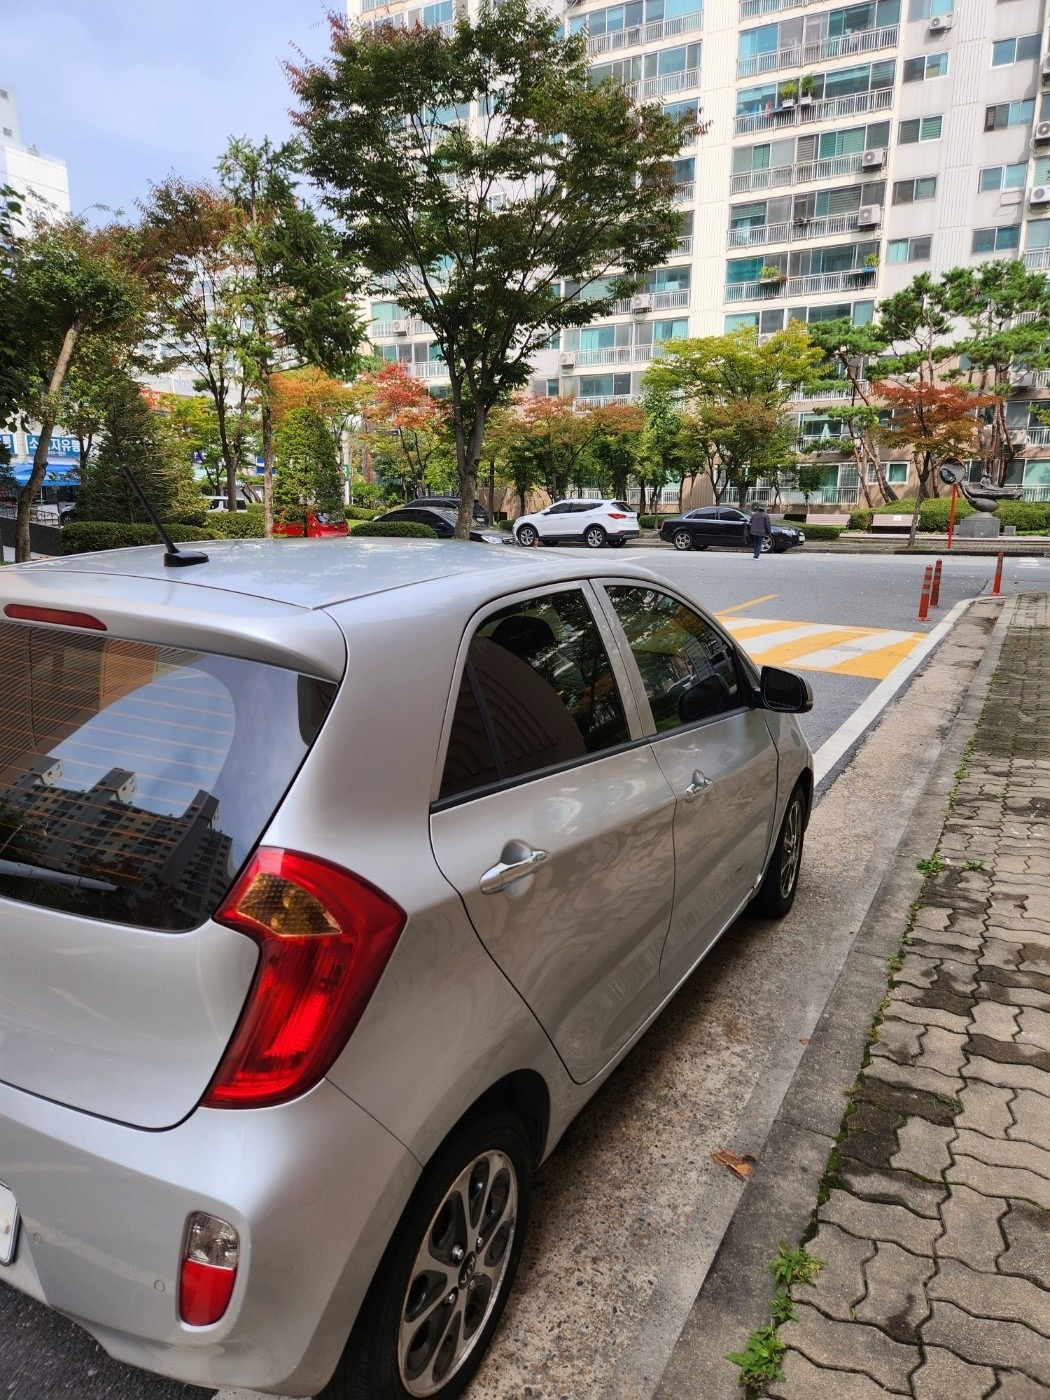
xmin=373 ymin=505 xmax=506 ymax=544
xmin=660 ymin=506 xmax=805 ymax=554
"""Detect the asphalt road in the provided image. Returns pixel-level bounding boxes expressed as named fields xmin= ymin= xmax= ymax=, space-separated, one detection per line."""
xmin=0 ymin=550 xmax=1039 ymax=1400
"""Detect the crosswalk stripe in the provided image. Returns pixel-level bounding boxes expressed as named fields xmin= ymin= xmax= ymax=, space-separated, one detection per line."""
xmin=721 ymin=616 xmax=925 ymax=680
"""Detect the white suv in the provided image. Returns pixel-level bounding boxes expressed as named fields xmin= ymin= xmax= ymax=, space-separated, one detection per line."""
xmin=513 ymin=499 xmax=639 ymax=549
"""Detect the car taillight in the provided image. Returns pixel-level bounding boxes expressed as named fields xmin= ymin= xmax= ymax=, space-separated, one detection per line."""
xmin=180 ymin=1212 xmax=239 ymax=1326
xmin=203 ymin=848 xmax=406 ymax=1109
xmin=4 ymin=603 xmax=106 ymax=630
xmin=606 ymin=512 xmax=627 ymax=519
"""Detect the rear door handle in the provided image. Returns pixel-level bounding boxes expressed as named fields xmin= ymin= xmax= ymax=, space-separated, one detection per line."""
xmin=683 ymin=770 xmax=711 ymax=802
xmin=480 ymin=844 xmax=551 ymax=894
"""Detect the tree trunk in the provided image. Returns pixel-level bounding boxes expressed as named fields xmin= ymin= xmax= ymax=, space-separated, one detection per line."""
xmin=906 ymin=459 xmax=929 ymax=549
xmin=261 ymin=390 xmax=274 ymax=539
xmin=16 ymin=323 xmax=79 ymax=563
xmin=451 ymin=388 xmax=487 ymax=539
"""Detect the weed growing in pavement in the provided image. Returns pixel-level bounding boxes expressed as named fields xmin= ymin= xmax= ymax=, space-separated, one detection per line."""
xmin=964 ymin=859 xmax=986 ymax=871
xmin=769 ymin=1290 xmax=797 ymax=1325
xmin=770 ymin=1243 xmax=824 ymax=1290
xmin=726 ymin=1325 xmax=787 ymax=1395
xmin=886 ymin=953 xmax=904 ymax=975
xmin=916 ymin=854 xmax=948 ymax=874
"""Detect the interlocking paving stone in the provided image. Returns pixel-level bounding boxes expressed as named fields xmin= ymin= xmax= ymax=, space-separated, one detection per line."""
xmin=819 ymin=1191 xmax=941 ymax=1256
xmin=797 ymin=1223 xmax=873 ymax=1323
xmin=896 ymin=954 xmax=940 ymax=990
xmin=870 ymin=1018 xmax=924 ymax=1063
xmin=928 ymin=1258 xmax=1050 ymax=1338
xmin=936 ymin=1185 xmax=1007 ymax=1270
xmin=981 ymin=941 xmax=1025 ymax=971
xmin=957 ymin=1081 xmax=1016 ymax=1140
xmin=765 ymin=1349 xmax=898 ymax=1399
xmin=836 ymin=1162 xmax=947 ymax=1218
xmin=922 ymin=1300 xmax=1050 ymax=1385
xmin=965 ymin=1033 xmax=1050 ymax=1074
xmin=964 ymin=1054 xmax=1050 ymax=1098
xmin=947 ymin=1155 xmax=1050 ymax=1210
xmin=970 ymin=1001 xmax=1022 ymax=1044
xmin=976 ymin=965 xmax=1050 ymax=1001
xmin=1008 ymin=1088 xmax=1050 ymax=1152
xmin=887 ymin=996 xmax=971 ymax=1035
xmin=990 ymin=1368 xmax=1050 ymax=1397
xmin=999 ymin=1200 xmax=1050 ymax=1289
xmin=858 ymin=1079 xmax=957 ymax=1126
xmin=911 ymin=936 xmax=981 ymax=965
xmin=1018 ymin=1005 xmax=1050 ymax=1052
xmin=839 ymin=1101 xmax=900 ymax=1171
xmin=889 ymin=1117 xmax=955 ymax=1180
xmin=853 ymin=1241 xmax=934 ymax=1343
xmin=914 ymin=908 xmax=952 ymax=933
xmin=778 ymin=1303 xmax=919 ymax=1392
xmin=866 ymin=1056 xmax=964 ymax=1098
xmin=953 ymin=1128 xmax=1050 ymax=1181
xmin=910 ymin=1346 xmax=996 ymax=1400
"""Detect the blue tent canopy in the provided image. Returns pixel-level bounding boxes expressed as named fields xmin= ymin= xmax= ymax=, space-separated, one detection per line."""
xmin=9 ymin=464 xmax=79 ymax=487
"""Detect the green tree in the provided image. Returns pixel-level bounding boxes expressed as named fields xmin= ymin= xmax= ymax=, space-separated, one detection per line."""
xmin=273 ymin=406 xmax=344 ymax=532
xmin=291 ymin=0 xmax=690 ymax=537
xmin=77 ymin=374 xmax=203 ymax=524
xmin=3 ymin=217 xmax=143 ymax=560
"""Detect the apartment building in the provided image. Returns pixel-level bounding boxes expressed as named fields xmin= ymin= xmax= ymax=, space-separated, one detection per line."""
xmin=351 ymin=0 xmax=1050 ymax=509
xmin=0 ymin=85 xmax=70 ymax=227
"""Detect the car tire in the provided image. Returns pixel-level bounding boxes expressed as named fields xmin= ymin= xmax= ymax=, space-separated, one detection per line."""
xmin=515 ymin=525 xmax=538 ymax=548
xmin=772 ymin=538 xmax=786 ymax=553
xmin=760 ymin=535 xmax=774 ymax=554
xmin=671 ymin=529 xmax=694 ymax=552
xmin=583 ymin=525 xmax=607 ymax=549
xmin=322 ymin=1111 xmax=532 ymax=1400
xmin=754 ymin=785 xmax=806 ymax=919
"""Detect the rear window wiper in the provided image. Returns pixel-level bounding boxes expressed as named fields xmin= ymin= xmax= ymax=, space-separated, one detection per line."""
xmin=0 ymin=858 xmax=117 ymax=892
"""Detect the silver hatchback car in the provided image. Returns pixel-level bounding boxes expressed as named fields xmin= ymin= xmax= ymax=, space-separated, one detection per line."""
xmin=0 ymin=539 xmax=812 ymax=1399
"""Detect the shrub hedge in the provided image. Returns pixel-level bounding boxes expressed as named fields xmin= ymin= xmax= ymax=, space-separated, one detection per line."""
xmin=851 ymin=497 xmax=1050 ymax=533
xmin=496 ymin=518 xmax=514 ymax=531
xmin=347 ymin=506 xmax=383 ymax=521
xmin=350 ymin=521 xmax=438 ymax=539
xmin=847 ymin=507 xmax=874 ymax=531
xmin=62 ymin=522 xmax=220 ymax=555
xmin=639 ymin=515 xmax=659 ymax=529
xmin=205 ymin=511 xmax=265 ymax=538
xmin=799 ymin=524 xmax=845 ymax=541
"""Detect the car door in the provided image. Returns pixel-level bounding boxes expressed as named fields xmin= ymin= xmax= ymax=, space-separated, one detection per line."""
xmin=686 ymin=508 xmax=721 ymax=545
xmin=598 ymin=583 xmax=780 ymax=991
xmin=429 ymin=584 xmax=676 ymax=1083
xmin=720 ymin=508 xmax=751 ymax=547
xmin=539 ymin=502 xmax=574 ymax=541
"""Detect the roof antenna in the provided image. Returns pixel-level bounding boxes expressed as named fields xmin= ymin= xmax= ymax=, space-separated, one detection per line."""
xmin=119 ymin=464 xmax=209 ymax=568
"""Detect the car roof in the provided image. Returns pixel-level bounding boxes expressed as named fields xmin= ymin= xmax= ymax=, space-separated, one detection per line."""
xmin=10 ymin=538 xmax=672 ymax=611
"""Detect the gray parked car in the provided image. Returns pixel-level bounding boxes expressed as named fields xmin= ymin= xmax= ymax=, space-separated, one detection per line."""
xmin=0 ymin=539 xmax=812 ymax=1399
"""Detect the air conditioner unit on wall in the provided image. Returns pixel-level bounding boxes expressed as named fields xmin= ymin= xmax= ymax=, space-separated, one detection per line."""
xmin=857 ymin=205 xmax=882 ymax=228
xmin=1031 ymin=186 xmax=1050 ymax=206
xmin=631 ymin=294 xmax=653 ymax=312
xmin=929 ymin=14 xmax=952 ymax=31
xmin=861 ymin=148 xmax=886 ymax=170
xmin=391 ymin=320 xmax=408 ymax=335
xmin=1010 ymin=370 xmax=1035 ymax=388
xmin=1009 ymin=429 xmax=1029 ymax=447
xmin=1042 ymin=54 xmax=1050 ymax=80
xmin=1035 ymin=122 xmax=1050 ymax=145
xmin=560 ymin=352 xmax=577 ymax=368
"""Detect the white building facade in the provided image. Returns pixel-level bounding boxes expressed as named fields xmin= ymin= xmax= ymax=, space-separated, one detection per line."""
xmin=0 ymin=85 xmax=70 ymax=226
xmin=350 ymin=0 xmax=1050 ymax=508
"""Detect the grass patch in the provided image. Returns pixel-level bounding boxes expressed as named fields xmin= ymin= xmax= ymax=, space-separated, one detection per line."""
xmin=916 ymin=854 xmax=948 ymax=875
xmin=727 ymin=1326 xmax=787 ymax=1395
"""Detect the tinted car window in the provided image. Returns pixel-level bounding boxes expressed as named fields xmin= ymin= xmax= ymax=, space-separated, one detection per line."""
xmin=0 ymin=623 xmax=335 ymax=930
xmin=439 ymin=590 xmax=630 ymax=798
xmin=547 ymin=503 xmax=572 ymax=514
xmin=605 ymin=586 xmax=742 ymax=731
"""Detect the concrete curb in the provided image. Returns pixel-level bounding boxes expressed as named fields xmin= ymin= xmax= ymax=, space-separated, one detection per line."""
xmin=651 ymin=595 xmax=1016 ymax=1400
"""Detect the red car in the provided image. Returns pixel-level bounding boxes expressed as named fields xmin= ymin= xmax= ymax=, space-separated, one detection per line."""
xmin=272 ymin=511 xmax=348 ymax=538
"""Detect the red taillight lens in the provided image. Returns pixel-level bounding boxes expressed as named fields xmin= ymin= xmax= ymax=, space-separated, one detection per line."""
xmin=179 ymin=1212 xmax=239 ymax=1326
xmin=607 ymin=512 xmax=627 ymax=519
xmin=203 ymin=849 xmax=406 ymax=1108
xmin=4 ymin=603 xmax=106 ymax=630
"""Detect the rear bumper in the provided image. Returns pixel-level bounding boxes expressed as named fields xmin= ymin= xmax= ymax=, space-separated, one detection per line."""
xmin=0 ymin=1077 xmax=419 ymax=1395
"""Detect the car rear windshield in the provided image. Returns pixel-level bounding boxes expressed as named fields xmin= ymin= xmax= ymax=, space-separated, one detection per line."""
xmin=0 ymin=623 xmax=335 ymax=931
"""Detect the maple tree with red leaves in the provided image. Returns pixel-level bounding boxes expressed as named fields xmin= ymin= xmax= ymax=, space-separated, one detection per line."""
xmin=351 ymin=362 xmax=454 ymax=500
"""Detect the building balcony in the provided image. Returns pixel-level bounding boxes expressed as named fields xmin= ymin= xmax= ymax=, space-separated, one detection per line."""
xmin=739 ymin=0 xmax=824 ymax=16
xmin=673 ymin=235 xmax=694 ymax=256
xmin=733 ymin=85 xmax=893 ymax=137
xmin=791 ymin=382 xmax=869 ymax=402
xmin=725 ymin=277 xmax=786 ymax=301
xmin=406 ymin=361 xmax=449 ymax=380
xmin=736 ymin=24 xmax=898 ymax=79
xmin=727 ymin=211 xmax=862 ymax=248
xmin=610 ymin=289 xmax=691 ymax=312
xmin=787 ymin=267 xmax=877 ymax=295
xmin=729 ymin=151 xmax=866 ymax=195
xmin=370 ymin=317 xmax=431 ymax=339
xmin=576 ymin=394 xmax=637 ymax=406
xmin=1023 ymin=248 xmax=1050 ymax=271
xmin=585 ymin=10 xmax=702 ymax=57
xmin=674 ymin=181 xmax=695 ymax=203
xmin=757 ymin=485 xmax=861 ymax=505
xmin=1025 ymin=425 xmax=1050 ymax=446
xmin=572 ymin=345 xmax=655 ymax=366
xmin=637 ymin=66 xmax=701 ymax=100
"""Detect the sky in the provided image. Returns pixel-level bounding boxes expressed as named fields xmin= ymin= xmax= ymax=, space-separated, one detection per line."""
xmin=3 ymin=0 xmax=340 ymax=217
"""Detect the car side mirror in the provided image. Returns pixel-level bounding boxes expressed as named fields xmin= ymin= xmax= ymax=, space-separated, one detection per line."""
xmin=760 ymin=666 xmax=813 ymax=714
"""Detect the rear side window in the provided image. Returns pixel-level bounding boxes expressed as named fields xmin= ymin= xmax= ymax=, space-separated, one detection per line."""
xmin=605 ymin=586 xmax=742 ymax=731
xmin=439 ymin=589 xmax=630 ymax=800
xmin=0 ymin=624 xmax=335 ymax=931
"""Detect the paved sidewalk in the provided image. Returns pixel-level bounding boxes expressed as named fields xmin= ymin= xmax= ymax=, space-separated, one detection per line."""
xmin=765 ymin=593 xmax=1050 ymax=1398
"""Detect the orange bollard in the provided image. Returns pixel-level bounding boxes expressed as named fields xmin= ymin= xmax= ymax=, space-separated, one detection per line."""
xmin=917 ymin=564 xmax=934 ymax=621
xmin=991 ymin=551 xmax=1005 ymax=597
xmin=930 ymin=558 xmax=942 ymax=608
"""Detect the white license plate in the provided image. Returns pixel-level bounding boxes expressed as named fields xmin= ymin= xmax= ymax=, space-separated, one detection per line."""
xmin=0 ymin=1183 xmax=19 ymax=1266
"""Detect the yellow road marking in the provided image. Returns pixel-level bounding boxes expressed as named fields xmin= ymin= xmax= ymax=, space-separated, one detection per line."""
xmin=715 ymin=593 xmax=778 ymax=618
xmin=728 ymin=619 xmax=819 ymax=641
xmin=828 ymin=638 xmax=923 ymax=680
xmin=721 ymin=616 xmax=926 ymax=680
xmin=746 ymin=630 xmax=863 ymax=668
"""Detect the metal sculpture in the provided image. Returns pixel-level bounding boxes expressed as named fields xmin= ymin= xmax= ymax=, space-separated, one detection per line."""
xmin=938 ymin=461 xmax=1022 ymax=513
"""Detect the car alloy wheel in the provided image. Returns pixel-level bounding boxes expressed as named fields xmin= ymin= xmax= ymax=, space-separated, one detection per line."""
xmin=672 ymin=529 xmax=693 ymax=552
xmin=760 ymin=535 xmax=774 ymax=554
xmin=324 ymin=1111 xmax=532 ymax=1400
xmin=754 ymin=786 xmax=806 ymax=918
xmin=515 ymin=525 xmax=538 ymax=548
xmin=583 ymin=525 xmax=607 ymax=549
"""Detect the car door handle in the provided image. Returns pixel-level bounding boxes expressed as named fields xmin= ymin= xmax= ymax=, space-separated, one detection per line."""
xmin=480 ymin=845 xmax=551 ymax=894
xmin=682 ymin=770 xmax=711 ymax=802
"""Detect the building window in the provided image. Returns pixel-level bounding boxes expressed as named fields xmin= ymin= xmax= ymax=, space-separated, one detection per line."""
xmin=900 ymin=115 xmax=943 ymax=143
xmin=907 ymin=0 xmax=952 ymax=16
xmin=545 ymin=379 xmax=560 ymax=396
xmin=903 ymin=52 xmax=948 ymax=81
xmin=887 ymin=236 xmax=932 ymax=263
xmin=653 ymin=318 xmax=689 ymax=340
xmin=972 ymin=225 xmax=1021 ymax=254
xmin=978 ymin=163 xmax=1028 ymax=192
xmin=866 ymin=461 xmax=909 ymax=484
xmin=663 ymin=98 xmax=700 ymax=124
xmin=893 ymin=176 xmax=937 ymax=203
xmin=991 ymin=34 xmax=1041 ymax=66
xmin=984 ymin=99 xmax=1035 ymax=131
xmin=725 ymin=313 xmax=760 ymax=331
